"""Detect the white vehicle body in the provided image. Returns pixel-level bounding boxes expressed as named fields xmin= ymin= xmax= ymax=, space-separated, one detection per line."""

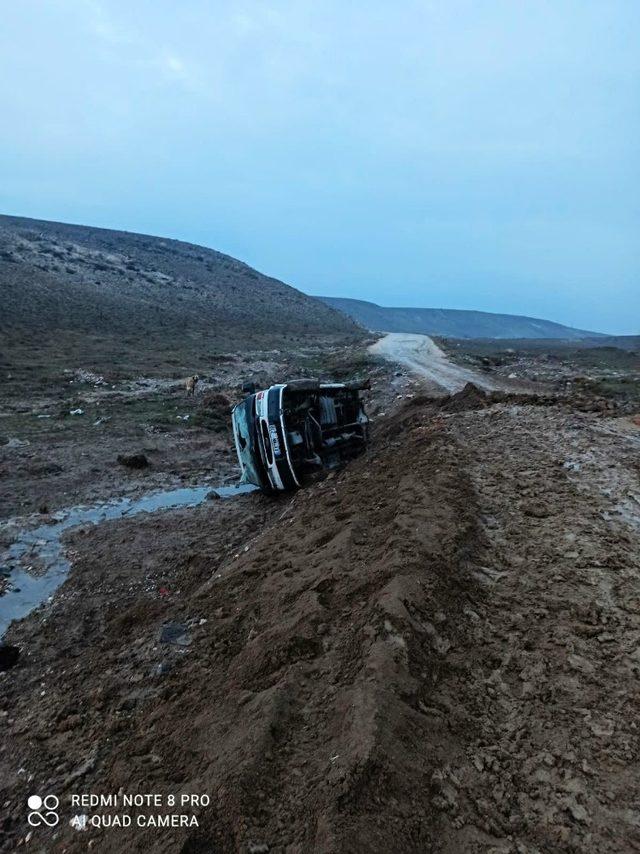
xmin=232 ymin=380 xmax=369 ymax=493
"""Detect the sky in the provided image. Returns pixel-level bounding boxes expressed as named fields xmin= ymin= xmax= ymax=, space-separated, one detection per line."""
xmin=1 ymin=1 xmax=638 ymax=334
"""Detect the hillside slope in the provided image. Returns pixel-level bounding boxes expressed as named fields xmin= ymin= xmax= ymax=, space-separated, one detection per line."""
xmin=320 ymin=296 xmax=601 ymax=339
xmin=0 ymin=216 xmax=360 ymax=348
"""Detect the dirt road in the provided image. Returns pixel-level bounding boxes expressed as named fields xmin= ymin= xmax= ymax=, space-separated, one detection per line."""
xmin=370 ymin=332 xmax=495 ymax=392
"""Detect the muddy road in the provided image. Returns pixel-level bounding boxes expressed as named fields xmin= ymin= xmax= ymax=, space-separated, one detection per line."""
xmin=1 ymin=343 xmax=640 ymax=852
xmin=370 ymin=333 xmax=496 ymax=393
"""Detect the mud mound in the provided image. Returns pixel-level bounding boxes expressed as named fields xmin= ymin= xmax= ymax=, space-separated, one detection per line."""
xmin=439 ymin=382 xmax=489 ymax=413
xmin=378 ymin=384 xmax=490 ymax=440
xmin=105 ymin=410 xmax=482 ymax=851
xmin=7 ymin=400 xmax=484 ymax=853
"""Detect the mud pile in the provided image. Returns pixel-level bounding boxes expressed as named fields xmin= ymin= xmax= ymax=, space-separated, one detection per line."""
xmin=439 ymin=382 xmax=489 ymax=413
xmin=1 ymin=399 xmax=486 ymax=852
xmin=146 ymin=409 xmax=483 ymax=852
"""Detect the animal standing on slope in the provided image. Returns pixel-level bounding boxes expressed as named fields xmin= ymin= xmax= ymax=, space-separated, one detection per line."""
xmin=185 ymin=375 xmax=200 ymax=396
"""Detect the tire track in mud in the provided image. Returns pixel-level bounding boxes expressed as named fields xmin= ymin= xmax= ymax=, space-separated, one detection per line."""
xmin=437 ymin=405 xmax=640 ymax=853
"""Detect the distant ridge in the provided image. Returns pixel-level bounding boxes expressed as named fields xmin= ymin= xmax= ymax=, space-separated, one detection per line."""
xmin=318 ymin=297 xmax=602 ymax=340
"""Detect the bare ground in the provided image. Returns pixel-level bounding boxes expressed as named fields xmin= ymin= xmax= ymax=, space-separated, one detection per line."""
xmin=1 ymin=343 xmax=640 ymax=853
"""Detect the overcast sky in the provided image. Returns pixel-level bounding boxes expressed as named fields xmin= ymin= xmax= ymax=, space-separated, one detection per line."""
xmin=1 ymin=1 xmax=638 ymax=333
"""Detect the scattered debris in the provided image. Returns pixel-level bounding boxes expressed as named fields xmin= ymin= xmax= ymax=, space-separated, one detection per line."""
xmin=159 ymin=623 xmax=191 ymax=646
xmin=74 ymin=369 xmax=106 ymax=386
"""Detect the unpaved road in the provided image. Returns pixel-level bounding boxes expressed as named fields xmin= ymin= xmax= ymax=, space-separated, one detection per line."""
xmin=370 ymin=332 xmax=495 ymax=392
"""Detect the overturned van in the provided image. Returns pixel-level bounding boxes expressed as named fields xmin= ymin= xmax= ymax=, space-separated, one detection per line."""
xmin=231 ymin=380 xmax=370 ymax=493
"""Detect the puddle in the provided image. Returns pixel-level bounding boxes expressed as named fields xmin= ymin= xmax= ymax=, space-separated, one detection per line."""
xmin=0 ymin=483 xmax=257 ymax=637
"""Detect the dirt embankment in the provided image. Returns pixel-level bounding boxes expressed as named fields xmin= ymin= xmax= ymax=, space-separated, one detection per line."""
xmin=2 ymin=386 xmax=640 ymax=853
xmin=2 ymin=392 xmax=484 ymax=852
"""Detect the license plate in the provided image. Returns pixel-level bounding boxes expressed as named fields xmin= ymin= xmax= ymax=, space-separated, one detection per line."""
xmin=268 ymin=424 xmax=282 ymax=457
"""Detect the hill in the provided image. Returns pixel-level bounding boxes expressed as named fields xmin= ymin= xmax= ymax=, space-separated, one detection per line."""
xmin=319 ymin=296 xmax=602 ymax=340
xmin=0 ymin=216 xmax=361 ymax=370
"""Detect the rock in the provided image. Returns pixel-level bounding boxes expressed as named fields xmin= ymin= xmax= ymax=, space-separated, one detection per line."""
xmin=0 ymin=644 xmax=19 ymax=671
xmin=117 ymin=453 xmax=149 ymax=469
xmin=565 ymin=797 xmax=589 ymax=824
xmin=588 ymin=719 xmax=614 ymax=738
xmin=248 ymin=844 xmax=270 ymax=854
xmin=521 ymin=502 xmax=555 ymax=518
xmin=568 ymin=653 xmax=595 ymax=675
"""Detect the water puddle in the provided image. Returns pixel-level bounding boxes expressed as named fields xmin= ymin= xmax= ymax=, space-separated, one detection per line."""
xmin=0 ymin=483 xmax=257 ymax=637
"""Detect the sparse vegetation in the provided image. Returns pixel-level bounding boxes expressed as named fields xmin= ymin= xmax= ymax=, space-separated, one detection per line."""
xmin=0 ymin=215 xmax=364 ymax=391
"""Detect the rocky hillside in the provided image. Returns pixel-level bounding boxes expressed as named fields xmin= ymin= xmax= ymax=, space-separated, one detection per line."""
xmin=320 ymin=296 xmax=601 ymax=340
xmin=0 ymin=216 xmax=360 ymax=348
